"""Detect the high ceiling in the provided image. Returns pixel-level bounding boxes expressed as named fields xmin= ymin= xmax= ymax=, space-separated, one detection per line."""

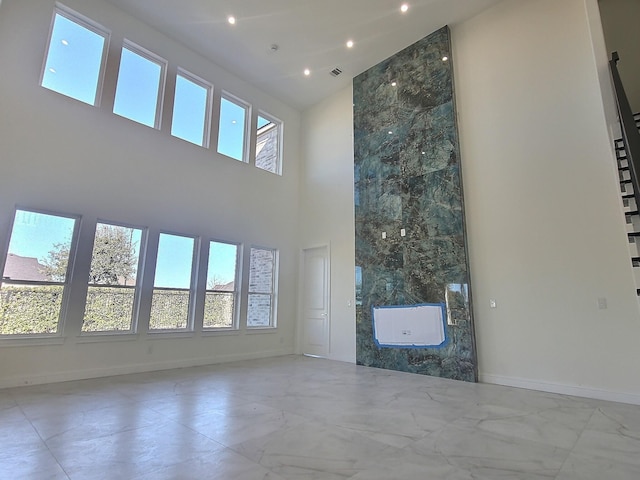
xmin=104 ymin=0 xmax=502 ymax=110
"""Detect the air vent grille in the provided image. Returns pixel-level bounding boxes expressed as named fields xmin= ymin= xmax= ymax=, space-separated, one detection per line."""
xmin=330 ymin=67 xmax=343 ymax=77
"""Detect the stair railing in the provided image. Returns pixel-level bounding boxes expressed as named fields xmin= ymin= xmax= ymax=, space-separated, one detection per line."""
xmin=610 ymin=52 xmax=640 ymax=206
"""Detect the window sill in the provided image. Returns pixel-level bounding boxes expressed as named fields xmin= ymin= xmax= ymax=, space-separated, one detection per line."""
xmin=200 ymin=329 xmax=240 ymax=337
xmin=245 ymin=327 xmax=278 ymax=334
xmin=0 ymin=335 xmax=66 ymax=347
xmin=76 ymin=333 xmax=139 ymax=344
xmin=147 ymin=330 xmax=195 ymax=339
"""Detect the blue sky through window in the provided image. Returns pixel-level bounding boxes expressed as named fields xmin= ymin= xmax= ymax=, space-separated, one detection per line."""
xmin=41 ymin=13 xmax=106 ymax=105
xmin=3 ymin=210 xmax=75 ymax=280
xmin=257 ymin=116 xmax=270 ymax=129
xmin=217 ymin=97 xmax=246 ymax=161
xmin=154 ymin=233 xmax=194 ymax=289
xmin=172 ymin=74 xmax=208 ymax=146
xmin=113 ymin=46 xmax=163 ymax=127
xmin=207 ymin=242 xmax=237 ymax=287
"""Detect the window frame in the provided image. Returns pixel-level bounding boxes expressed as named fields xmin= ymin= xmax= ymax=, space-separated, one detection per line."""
xmin=254 ymin=111 xmax=283 ymax=175
xmin=81 ymin=220 xmax=147 ymax=335
xmin=40 ymin=3 xmax=111 ymax=107
xmin=203 ymin=240 xmax=242 ymax=331
xmin=113 ymin=39 xmax=168 ymax=129
xmin=246 ymin=245 xmax=278 ymax=329
xmin=217 ymin=91 xmax=251 ymax=163
xmin=148 ymin=231 xmax=199 ymax=333
xmin=0 ymin=207 xmax=81 ymax=338
xmin=171 ymin=68 xmax=214 ymax=148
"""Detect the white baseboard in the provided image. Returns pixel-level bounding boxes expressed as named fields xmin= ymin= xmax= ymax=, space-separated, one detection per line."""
xmin=0 ymin=347 xmax=294 ymax=389
xmin=480 ymin=373 xmax=640 ymax=406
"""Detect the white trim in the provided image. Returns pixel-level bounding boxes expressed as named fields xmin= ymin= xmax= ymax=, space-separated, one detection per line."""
xmin=480 ymin=373 xmax=640 ymax=406
xmin=0 ymin=348 xmax=294 ymax=389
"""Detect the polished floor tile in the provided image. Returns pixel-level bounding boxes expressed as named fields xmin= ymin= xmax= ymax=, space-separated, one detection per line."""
xmin=1 ymin=355 xmax=639 ymax=479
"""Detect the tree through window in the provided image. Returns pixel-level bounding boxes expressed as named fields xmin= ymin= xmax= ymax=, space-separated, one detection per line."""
xmin=82 ymin=223 xmax=144 ymax=333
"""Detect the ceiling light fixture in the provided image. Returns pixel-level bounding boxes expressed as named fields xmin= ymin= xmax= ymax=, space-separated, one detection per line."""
xmin=400 ymin=4 xmax=409 ymax=13
xmin=391 ymin=81 xmax=397 ymax=87
xmin=49 ymin=67 xmax=56 ymax=74
xmin=61 ymin=39 xmax=69 ymax=46
xmin=346 ymin=40 xmax=354 ymax=49
xmin=227 ymin=16 xmax=236 ymax=25
xmin=442 ymin=56 xmax=449 ymax=61
xmin=304 ymin=68 xmax=311 ymax=76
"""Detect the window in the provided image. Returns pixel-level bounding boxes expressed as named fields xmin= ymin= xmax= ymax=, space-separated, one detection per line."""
xmin=113 ymin=41 xmax=166 ymax=128
xmin=149 ymin=233 xmax=196 ymax=330
xmin=82 ymin=222 xmax=144 ymax=333
xmin=247 ymin=247 xmax=277 ymax=328
xmin=41 ymin=7 xmax=109 ymax=105
xmin=1 ymin=209 xmax=78 ymax=335
xmin=255 ymin=114 xmax=282 ymax=174
xmin=217 ymin=94 xmax=249 ymax=161
xmin=171 ymin=70 xmax=212 ymax=147
xmin=204 ymin=241 xmax=240 ymax=329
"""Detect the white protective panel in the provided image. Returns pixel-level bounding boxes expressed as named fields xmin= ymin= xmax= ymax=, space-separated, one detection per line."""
xmin=373 ymin=304 xmax=446 ymax=347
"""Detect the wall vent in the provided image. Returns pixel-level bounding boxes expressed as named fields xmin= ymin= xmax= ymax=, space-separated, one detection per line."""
xmin=330 ymin=67 xmax=343 ymax=77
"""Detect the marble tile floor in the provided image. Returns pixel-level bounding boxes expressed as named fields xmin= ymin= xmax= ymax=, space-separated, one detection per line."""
xmin=2 ymin=355 xmax=640 ymax=479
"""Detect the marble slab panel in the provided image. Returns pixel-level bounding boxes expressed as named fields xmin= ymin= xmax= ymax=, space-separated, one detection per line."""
xmin=354 ymin=26 xmax=477 ymax=382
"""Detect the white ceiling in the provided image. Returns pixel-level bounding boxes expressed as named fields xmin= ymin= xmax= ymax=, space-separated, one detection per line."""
xmin=104 ymin=0 xmax=502 ymax=110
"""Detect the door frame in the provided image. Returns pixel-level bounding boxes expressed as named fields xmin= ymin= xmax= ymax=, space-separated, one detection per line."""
xmin=297 ymin=243 xmax=331 ymax=357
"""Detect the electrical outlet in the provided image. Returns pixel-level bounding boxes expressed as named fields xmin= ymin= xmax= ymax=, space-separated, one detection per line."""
xmin=597 ymin=297 xmax=607 ymax=309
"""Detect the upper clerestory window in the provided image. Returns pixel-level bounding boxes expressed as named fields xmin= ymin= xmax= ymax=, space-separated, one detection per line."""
xmin=255 ymin=113 xmax=283 ymax=175
xmin=41 ymin=6 xmax=110 ymax=106
xmin=171 ymin=69 xmax=212 ymax=147
xmin=217 ymin=94 xmax=250 ymax=162
xmin=113 ymin=41 xmax=167 ymax=129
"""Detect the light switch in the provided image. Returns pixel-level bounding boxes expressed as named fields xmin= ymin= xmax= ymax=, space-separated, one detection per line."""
xmin=400 ymin=228 xmax=406 ymax=237
xmin=382 ymin=231 xmax=387 ymax=239
xmin=489 ymin=299 xmax=497 ymax=308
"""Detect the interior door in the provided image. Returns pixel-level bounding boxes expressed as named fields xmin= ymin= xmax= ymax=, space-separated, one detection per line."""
xmin=301 ymin=246 xmax=330 ymax=357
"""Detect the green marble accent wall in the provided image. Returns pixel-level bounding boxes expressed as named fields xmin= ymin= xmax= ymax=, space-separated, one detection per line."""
xmin=353 ymin=26 xmax=477 ymax=382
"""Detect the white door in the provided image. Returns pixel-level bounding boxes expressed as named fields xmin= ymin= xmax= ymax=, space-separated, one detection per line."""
xmin=301 ymin=246 xmax=330 ymax=357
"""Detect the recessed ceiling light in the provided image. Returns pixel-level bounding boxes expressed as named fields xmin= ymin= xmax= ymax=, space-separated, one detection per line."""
xmin=388 ymin=131 xmax=393 ymax=135
xmin=346 ymin=40 xmax=354 ymax=49
xmin=227 ymin=16 xmax=236 ymax=25
xmin=442 ymin=56 xmax=449 ymax=61
xmin=391 ymin=82 xmax=397 ymax=87
xmin=231 ymin=120 xmax=237 ymax=124
xmin=61 ymin=39 xmax=69 ymax=46
xmin=400 ymin=4 xmax=409 ymax=13
xmin=49 ymin=67 xmax=56 ymax=74
xmin=304 ymin=68 xmax=311 ymax=76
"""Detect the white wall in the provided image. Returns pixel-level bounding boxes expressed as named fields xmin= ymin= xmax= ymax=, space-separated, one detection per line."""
xmin=0 ymin=0 xmax=301 ymax=386
xmin=299 ymin=86 xmax=356 ymax=362
xmin=453 ymin=0 xmax=640 ymax=403
xmin=599 ymin=0 xmax=640 ymax=113
xmin=300 ymin=0 xmax=640 ymax=403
